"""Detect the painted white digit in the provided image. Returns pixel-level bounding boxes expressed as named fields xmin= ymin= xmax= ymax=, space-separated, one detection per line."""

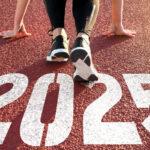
xmin=142 ymin=116 xmax=150 ymax=132
xmin=83 ymin=73 xmax=142 ymax=144
xmin=20 ymin=73 xmax=55 ymax=146
xmin=46 ymin=73 xmax=74 ymax=146
xmin=124 ymin=74 xmax=150 ymax=132
xmin=20 ymin=73 xmax=74 ymax=146
xmin=0 ymin=73 xmax=28 ymax=144
xmin=0 ymin=124 xmax=11 ymax=144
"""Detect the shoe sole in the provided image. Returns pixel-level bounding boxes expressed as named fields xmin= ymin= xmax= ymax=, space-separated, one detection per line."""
xmin=70 ymin=47 xmax=98 ymax=82
xmin=46 ymin=48 xmax=69 ymax=62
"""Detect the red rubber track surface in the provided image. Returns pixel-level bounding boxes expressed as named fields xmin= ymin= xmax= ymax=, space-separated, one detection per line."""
xmin=0 ymin=0 xmax=150 ymax=149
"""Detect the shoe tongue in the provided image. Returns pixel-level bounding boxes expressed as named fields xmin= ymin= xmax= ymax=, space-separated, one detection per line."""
xmin=52 ymin=28 xmax=67 ymax=38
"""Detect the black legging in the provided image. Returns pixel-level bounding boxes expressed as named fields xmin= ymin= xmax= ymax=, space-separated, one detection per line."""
xmin=44 ymin=0 xmax=99 ymax=36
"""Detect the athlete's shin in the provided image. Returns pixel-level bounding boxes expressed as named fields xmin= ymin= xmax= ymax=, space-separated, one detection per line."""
xmin=73 ymin=0 xmax=99 ymax=36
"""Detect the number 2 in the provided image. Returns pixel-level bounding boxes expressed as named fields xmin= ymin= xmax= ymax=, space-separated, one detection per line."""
xmin=0 ymin=73 xmax=28 ymax=144
xmin=83 ymin=74 xmax=142 ymax=144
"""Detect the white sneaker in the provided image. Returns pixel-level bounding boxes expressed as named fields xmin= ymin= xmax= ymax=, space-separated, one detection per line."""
xmin=70 ymin=36 xmax=98 ymax=82
xmin=46 ymin=35 xmax=69 ymax=62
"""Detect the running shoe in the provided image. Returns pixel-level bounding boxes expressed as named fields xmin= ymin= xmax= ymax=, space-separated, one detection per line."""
xmin=46 ymin=35 xmax=69 ymax=62
xmin=70 ymin=36 xmax=98 ymax=82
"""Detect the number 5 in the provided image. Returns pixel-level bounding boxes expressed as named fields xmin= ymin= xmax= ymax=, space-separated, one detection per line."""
xmin=123 ymin=74 xmax=150 ymax=132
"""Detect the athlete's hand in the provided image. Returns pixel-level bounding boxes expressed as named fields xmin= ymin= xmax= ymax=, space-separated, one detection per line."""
xmin=0 ymin=24 xmax=31 ymax=39
xmin=0 ymin=30 xmax=31 ymax=39
xmin=104 ymin=26 xmax=136 ymax=38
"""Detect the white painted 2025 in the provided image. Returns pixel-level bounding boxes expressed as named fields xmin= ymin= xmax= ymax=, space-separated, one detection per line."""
xmin=0 ymin=73 xmax=149 ymax=146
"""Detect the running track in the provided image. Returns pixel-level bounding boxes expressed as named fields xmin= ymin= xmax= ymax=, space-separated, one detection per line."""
xmin=0 ymin=0 xmax=150 ymax=149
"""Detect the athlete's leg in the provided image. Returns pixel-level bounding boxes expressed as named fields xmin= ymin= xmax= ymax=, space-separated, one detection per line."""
xmin=73 ymin=0 xmax=99 ymax=36
xmin=71 ymin=0 xmax=99 ymax=82
xmin=44 ymin=0 xmax=67 ymax=38
xmin=44 ymin=0 xmax=69 ymax=62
